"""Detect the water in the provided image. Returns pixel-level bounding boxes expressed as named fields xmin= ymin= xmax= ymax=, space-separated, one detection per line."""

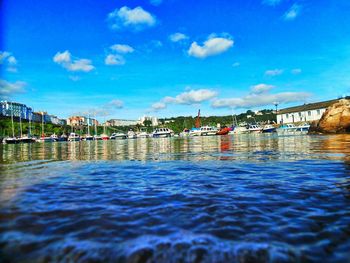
xmin=1 ymin=134 xmax=350 ymax=262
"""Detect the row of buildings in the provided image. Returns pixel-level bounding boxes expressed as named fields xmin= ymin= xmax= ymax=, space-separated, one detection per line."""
xmin=0 ymin=101 xmax=159 ymax=127
xmin=2 ymin=97 xmax=346 ymax=127
xmin=0 ymin=101 xmax=67 ymax=125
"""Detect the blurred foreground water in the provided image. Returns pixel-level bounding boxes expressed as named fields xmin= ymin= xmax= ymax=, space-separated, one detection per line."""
xmin=1 ymin=134 xmax=350 ymax=262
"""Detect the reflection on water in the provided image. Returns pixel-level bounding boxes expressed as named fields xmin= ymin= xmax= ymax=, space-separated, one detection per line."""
xmin=0 ymin=134 xmax=350 ymax=262
xmin=2 ymin=134 xmax=350 ymax=163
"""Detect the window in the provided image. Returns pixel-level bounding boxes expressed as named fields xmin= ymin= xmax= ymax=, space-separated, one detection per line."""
xmin=286 ymin=114 xmax=289 ymax=118
xmin=308 ymin=111 xmax=311 ymax=116
xmin=317 ymin=110 xmax=321 ymax=115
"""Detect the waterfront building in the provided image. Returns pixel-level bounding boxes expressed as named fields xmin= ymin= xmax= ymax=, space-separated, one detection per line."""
xmin=139 ymin=116 xmax=159 ymax=126
xmin=0 ymin=100 xmax=32 ymax=120
xmin=67 ymin=116 xmax=99 ymax=126
xmin=277 ymin=98 xmax=347 ymax=124
xmin=105 ymin=119 xmax=138 ymax=127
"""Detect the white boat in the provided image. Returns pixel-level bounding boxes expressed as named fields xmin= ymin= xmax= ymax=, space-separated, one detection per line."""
xmin=83 ymin=135 xmax=94 ymax=141
xmin=152 ymin=128 xmax=174 ymax=138
xmin=2 ymin=137 xmax=18 ymax=144
xmin=276 ymin=124 xmax=297 ymax=135
xmin=127 ymin=130 xmax=137 ymax=139
xmin=37 ymin=136 xmax=55 ymax=143
xmin=247 ymin=124 xmax=262 ymax=134
xmin=110 ymin=132 xmax=127 ymax=140
xmin=296 ymin=123 xmax=310 ymax=134
xmin=262 ymin=124 xmax=276 ymax=133
xmin=68 ymin=132 xmax=80 ymax=142
xmin=137 ymin=131 xmax=149 ymax=138
xmin=50 ymin=133 xmax=59 ymax=141
xmin=94 ymin=135 xmax=102 ymax=140
xmin=190 ymin=126 xmax=217 ymax=136
xmin=229 ymin=125 xmax=249 ymax=134
xmin=18 ymin=135 xmax=36 ymax=143
xmin=179 ymin=128 xmax=190 ymax=137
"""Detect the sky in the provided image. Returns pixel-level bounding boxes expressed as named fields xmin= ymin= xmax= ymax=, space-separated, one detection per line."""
xmin=1 ymin=0 xmax=350 ymax=121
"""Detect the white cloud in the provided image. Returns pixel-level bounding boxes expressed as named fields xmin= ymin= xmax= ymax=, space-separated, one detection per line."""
xmin=164 ymin=89 xmax=218 ymax=105
xmin=152 ymin=102 xmax=167 ymax=111
xmin=108 ymin=99 xmax=124 ymax=109
xmin=265 ymin=69 xmax=283 ymax=76
xmin=291 ymin=68 xmax=302 ymax=74
xmin=284 ymin=4 xmax=301 ymax=21
xmin=169 ymin=33 xmax=188 ymax=42
xmin=188 ymin=35 xmax=234 ymax=58
xmin=110 ymin=44 xmax=134 ymax=54
xmin=105 ymin=54 xmax=125 ymax=66
xmin=0 ymin=51 xmax=18 ymax=72
xmin=0 ymin=79 xmax=26 ymax=99
xmin=262 ymin=0 xmax=283 ymax=6
xmin=251 ymin=84 xmax=274 ymax=94
xmin=212 ymin=84 xmax=310 ymax=109
xmin=108 ymin=6 xmax=156 ymax=31
xmin=53 ymin=50 xmax=94 ymax=72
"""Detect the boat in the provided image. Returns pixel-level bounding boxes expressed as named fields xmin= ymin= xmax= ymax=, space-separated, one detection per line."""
xmin=82 ymin=135 xmax=94 ymax=141
xmin=2 ymin=137 xmax=18 ymax=144
xmin=50 ymin=133 xmax=59 ymax=141
xmin=190 ymin=126 xmax=217 ymax=136
xmin=137 ymin=131 xmax=149 ymax=138
xmin=101 ymin=134 xmax=109 ymax=140
xmin=216 ymin=126 xmax=231 ymax=135
xmin=229 ymin=125 xmax=249 ymax=134
xmin=58 ymin=134 xmax=68 ymax=141
xmin=94 ymin=135 xmax=102 ymax=140
xmin=68 ymin=132 xmax=80 ymax=142
xmin=18 ymin=135 xmax=36 ymax=143
xmin=152 ymin=128 xmax=174 ymax=138
xmin=262 ymin=124 xmax=276 ymax=133
xmin=3 ymin=102 xmax=18 ymax=144
xmin=295 ymin=123 xmax=310 ymax=133
xmin=37 ymin=136 xmax=55 ymax=143
xmin=179 ymin=128 xmax=190 ymax=137
xmin=110 ymin=132 xmax=127 ymax=140
xmin=276 ymin=124 xmax=297 ymax=135
xmin=247 ymin=124 xmax=262 ymax=134
xmin=127 ymin=130 xmax=137 ymax=139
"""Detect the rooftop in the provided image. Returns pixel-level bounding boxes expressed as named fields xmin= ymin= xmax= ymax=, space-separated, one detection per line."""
xmin=278 ymin=97 xmax=349 ymax=115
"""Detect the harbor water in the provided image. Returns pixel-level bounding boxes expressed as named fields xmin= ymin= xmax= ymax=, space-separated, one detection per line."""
xmin=1 ymin=134 xmax=350 ymax=262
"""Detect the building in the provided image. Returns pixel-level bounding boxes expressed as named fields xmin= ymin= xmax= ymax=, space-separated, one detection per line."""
xmin=277 ymin=98 xmax=345 ymax=124
xmin=105 ymin=119 xmax=138 ymax=127
xmin=0 ymin=101 xmax=32 ymax=120
xmin=139 ymin=116 xmax=159 ymax=126
xmin=67 ymin=116 xmax=99 ymax=126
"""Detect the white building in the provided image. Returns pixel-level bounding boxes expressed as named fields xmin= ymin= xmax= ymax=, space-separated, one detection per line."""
xmin=105 ymin=119 xmax=138 ymax=127
xmin=139 ymin=116 xmax=159 ymax=126
xmin=277 ymin=98 xmax=341 ymax=124
xmin=0 ymin=101 xmax=32 ymax=120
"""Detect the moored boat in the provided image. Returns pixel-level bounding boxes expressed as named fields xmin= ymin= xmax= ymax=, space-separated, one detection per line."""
xmin=262 ymin=124 xmax=276 ymax=133
xmin=295 ymin=123 xmax=310 ymax=134
xmin=217 ymin=126 xmax=231 ymax=135
xmin=276 ymin=124 xmax=297 ymax=135
xmin=110 ymin=132 xmax=127 ymax=140
xmin=152 ymin=128 xmax=174 ymax=138
xmin=247 ymin=124 xmax=262 ymax=134
xmin=68 ymin=132 xmax=80 ymax=142
xmin=2 ymin=137 xmax=18 ymax=144
xmin=127 ymin=130 xmax=137 ymax=139
xmin=18 ymin=135 xmax=36 ymax=143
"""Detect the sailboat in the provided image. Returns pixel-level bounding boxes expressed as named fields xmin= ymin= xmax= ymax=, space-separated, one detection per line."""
xmin=189 ymin=110 xmax=217 ymax=136
xmin=18 ymin=112 xmax=36 ymax=143
xmin=83 ymin=116 xmax=94 ymax=141
xmin=37 ymin=113 xmax=55 ymax=142
xmin=2 ymin=102 xmax=18 ymax=144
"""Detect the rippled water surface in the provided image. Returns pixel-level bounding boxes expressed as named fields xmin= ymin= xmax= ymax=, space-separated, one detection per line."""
xmin=1 ymin=134 xmax=350 ymax=262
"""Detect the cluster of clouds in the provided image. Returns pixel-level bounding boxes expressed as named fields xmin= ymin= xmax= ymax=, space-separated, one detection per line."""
xmin=151 ymin=85 xmax=309 ymax=112
xmin=105 ymin=44 xmax=134 ymax=66
xmin=53 ymin=50 xmax=94 ymax=72
xmin=0 ymin=51 xmax=18 ymax=73
xmin=263 ymin=0 xmax=302 ymax=21
xmin=264 ymin=68 xmax=302 ymax=77
xmin=0 ymin=79 xmax=26 ymax=99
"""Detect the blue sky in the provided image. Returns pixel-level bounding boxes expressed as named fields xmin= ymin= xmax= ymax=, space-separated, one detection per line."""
xmin=1 ymin=0 xmax=350 ymax=120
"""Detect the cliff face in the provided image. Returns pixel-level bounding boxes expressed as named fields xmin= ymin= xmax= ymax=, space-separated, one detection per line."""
xmin=309 ymin=99 xmax=350 ymax=134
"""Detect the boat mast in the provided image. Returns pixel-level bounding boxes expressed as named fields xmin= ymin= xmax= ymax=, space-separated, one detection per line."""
xmin=41 ymin=113 xmax=45 ymax=136
xmin=195 ymin=109 xmax=201 ymax=128
xmin=87 ymin=115 xmax=90 ymax=136
xmin=19 ymin=114 xmax=22 ymax=137
xmin=94 ymin=115 xmax=97 ymax=136
xmin=10 ymin=102 xmax=15 ymax=138
xmin=28 ymin=111 xmax=32 ymax=136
